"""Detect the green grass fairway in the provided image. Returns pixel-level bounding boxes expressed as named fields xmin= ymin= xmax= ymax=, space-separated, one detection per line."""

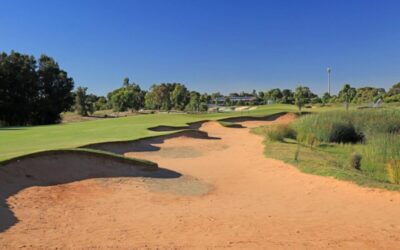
xmin=0 ymin=104 xmax=298 ymax=161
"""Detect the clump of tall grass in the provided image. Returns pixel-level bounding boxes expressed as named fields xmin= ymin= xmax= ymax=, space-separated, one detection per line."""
xmin=294 ymin=112 xmax=363 ymax=144
xmin=386 ymin=160 xmax=400 ymax=184
xmin=261 ymin=124 xmax=297 ymax=142
xmin=294 ymin=109 xmax=400 ymax=144
xmin=306 ymin=133 xmax=318 ymax=148
xmin=294 ymin=109 xmax=400 ymax=184
xmin=361 ymin=133 xmax=400 ymax=182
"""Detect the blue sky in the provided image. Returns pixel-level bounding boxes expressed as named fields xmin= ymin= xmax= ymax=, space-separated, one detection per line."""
xmin=1 ymin=0 xmax=400 ymax=95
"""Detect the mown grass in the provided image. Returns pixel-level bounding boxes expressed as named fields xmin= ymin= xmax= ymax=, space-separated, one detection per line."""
xmin=0 ymin=104 xmax=299 ymax=161
xmin=252 ymin=108 xmax=400 ymax=190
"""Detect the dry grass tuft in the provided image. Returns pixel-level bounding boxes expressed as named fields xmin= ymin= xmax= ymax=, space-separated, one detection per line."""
xmin=386 ymin=159 xmax=400 ymax=184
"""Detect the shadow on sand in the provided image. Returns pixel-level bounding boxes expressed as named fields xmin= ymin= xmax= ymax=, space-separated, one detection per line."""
xmin=0 ymin=151 xmax=181 ymax=233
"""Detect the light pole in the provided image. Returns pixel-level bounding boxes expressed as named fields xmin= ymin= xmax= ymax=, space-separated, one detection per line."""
xmin=327 ymin=67 xmax=332 ymax=95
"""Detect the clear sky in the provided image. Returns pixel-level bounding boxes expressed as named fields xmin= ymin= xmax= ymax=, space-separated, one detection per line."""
xmin=1 ymin=0 xmax=400 ymax=96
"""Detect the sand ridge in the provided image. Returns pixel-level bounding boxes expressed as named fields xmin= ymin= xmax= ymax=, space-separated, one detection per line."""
xmin=1 ymin=113 xmax=400 ymax=249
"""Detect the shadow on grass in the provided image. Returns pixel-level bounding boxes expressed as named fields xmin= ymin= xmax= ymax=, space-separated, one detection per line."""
xmin=318 ymin=144 xmax=336 ymax=148
xmin=0 ymin=127 xmax=26 ymax=131
xmin=0 ymin=151 xmax=181 ymax=233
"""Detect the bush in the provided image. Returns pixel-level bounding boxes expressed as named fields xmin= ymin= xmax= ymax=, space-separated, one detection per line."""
xmin=329 ymin=122 xmax=363 ymax=143
xmin=350 ymin=153 xmax=362 ymax=170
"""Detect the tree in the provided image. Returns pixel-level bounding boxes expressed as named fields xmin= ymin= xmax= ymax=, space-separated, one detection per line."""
xmin=170 ymin=84 xmax=189 ymax=110
xmin=257 ymin=91 xmax=265 ymax=104
xmin=33 ymin=55 xmax=74 ymax=124
xmin=265 ymin=88 xmax=282 ymax=103
xmin=352 ymin=87 xmax=385 ymax=104
xmin=109 ymin=79 xmax=144 ymax=112
xmin=224 ymin=97 xmax=232 ymax=106
xmin=385 ymin=82 xmax=400 ymax=103
xmin=281 ymin=89 xmax=294 ymax=104
xmin=0 ymin=51 xmax=74 ymax=125
xmin=145 ymin=84 xmax=171 ymax=110
xmin=387 ymin=82 xmax=400 ymax=96
xmin=123 ymin=77 xmax=130 ymax=87
xmin=270 ymin=88 xmax=283 ymax=102
xmin=321 ymin=92 xmax=331 ymax=104
xmin=338 ymin=84 xmax=357 ymax=111
xmin=185 ymin=91 xmax=201 ymax=111
xmin=211 ymin=92 xmax=222 ymax=104
xmin=310 ymin=97 xmax=322 ymax=104
xmin=94 ymin=96 xmax=109 ymax=111
xmin=294 ymin=85 xmax=312 ymax=114
xmin=200 ymin=93 xmax=211 ymax=104
xmin=0 ymin=51 xmax=38 ymax=125
xmin=144 ymin=91 xmax=157 ymax=109
xmin=75 ymin=87 xmax=94 ymax=116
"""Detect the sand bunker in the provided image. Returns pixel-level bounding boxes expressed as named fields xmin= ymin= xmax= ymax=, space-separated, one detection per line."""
xmin=2 ymin=113 xmax=400 ymax=249
xmin=0 ymin=150 xmax=173 ymax=232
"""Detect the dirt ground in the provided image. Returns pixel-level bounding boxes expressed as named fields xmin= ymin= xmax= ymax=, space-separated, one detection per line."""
xmin=1 ymin=114 xmax=400 ymax=249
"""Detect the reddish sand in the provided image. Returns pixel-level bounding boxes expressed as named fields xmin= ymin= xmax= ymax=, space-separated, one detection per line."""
xmin=1 ymin=114 xmax=400 ymax=249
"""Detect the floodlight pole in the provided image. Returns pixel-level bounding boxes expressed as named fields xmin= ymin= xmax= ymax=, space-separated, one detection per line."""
xmin=327 ymin=67 xmax=332 ymax=95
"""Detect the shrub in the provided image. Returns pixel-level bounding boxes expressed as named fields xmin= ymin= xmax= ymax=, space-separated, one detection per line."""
xmin=386 ymin=160 xmax=400 ymax=184
xmin=387 ymin=124 xmax=400 ymax=134
xmin=329 ymin=122 xmax=363 ymax=143
xmin=350 ymin=153 xmax=362 ymax=170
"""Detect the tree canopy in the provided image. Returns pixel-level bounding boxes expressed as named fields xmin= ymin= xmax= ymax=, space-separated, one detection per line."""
xmin=108 ymin=78 xmax=144 ymax=112
xmin=338 ymin=84 xmax=357 ymax=110
xmin=0 ymin=51 xmax=74 ymax=125
xmin=294 ymin=86 xmax=313 ymax=113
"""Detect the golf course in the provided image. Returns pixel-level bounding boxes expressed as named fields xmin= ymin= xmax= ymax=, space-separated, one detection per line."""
xmin=2 ymin=0 xmax=400 ymax=248
xmin=2 ymin=103 xmax=400 ymax=249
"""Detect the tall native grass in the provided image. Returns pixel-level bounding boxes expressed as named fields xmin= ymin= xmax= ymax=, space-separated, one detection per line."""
xmin=292 ymin=109 xmax=400 ymax=184
xmin=295 ymin=109 xmax=400 ymax=143
xmin=252 ymin=124 xmax=296 ymax=142
xmin=361 ymin=133 xmax=400 ymax=183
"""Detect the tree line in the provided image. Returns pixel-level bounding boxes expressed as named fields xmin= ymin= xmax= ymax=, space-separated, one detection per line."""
xmin=3 ymin=51 xmax=400 ymax=126
xmin=72 ymin=81 xmax=400 ymax=116
xmin=73 ymin=80 xmax=210 ymax=116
